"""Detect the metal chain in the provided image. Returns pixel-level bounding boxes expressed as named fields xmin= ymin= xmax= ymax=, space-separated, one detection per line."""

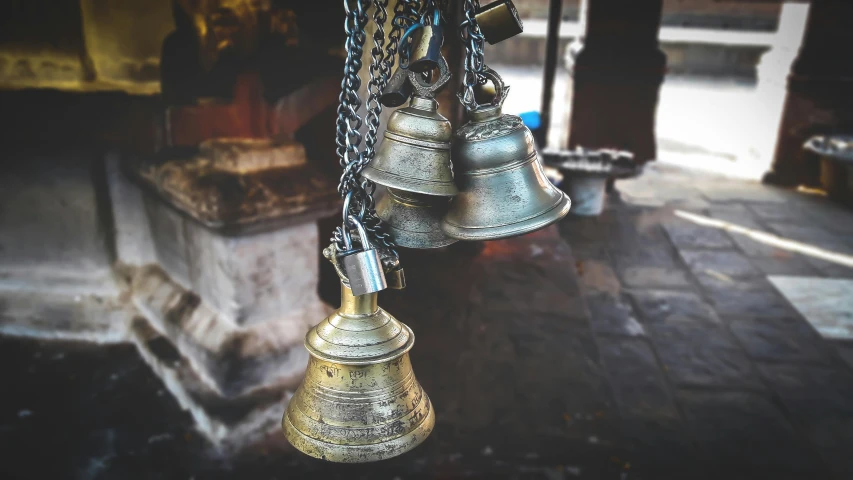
xmin=459 ymin=0 xmax=486 ymax=110
xmin=333 ymin=0 xmax=424 ymax=255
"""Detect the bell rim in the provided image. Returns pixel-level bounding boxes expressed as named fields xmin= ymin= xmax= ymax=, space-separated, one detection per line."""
xmin=441 ymin=192 xmax=571 ymax=241
xmin=386 ymin=225 xmax=459 ymax=249
xmin=362 ymin=166 xmax=459 ymax=197
xmin=282 ymin=399 xmax=435 ymax=463
xmin=304 ymin=323 xmax=417 ymax=365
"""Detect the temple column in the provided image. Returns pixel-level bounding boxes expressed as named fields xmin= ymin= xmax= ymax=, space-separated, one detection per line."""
xmin=566 ymin=0 xmax=666 ymax=165
xmin=765 ymin=0 xmax=853 ymax=187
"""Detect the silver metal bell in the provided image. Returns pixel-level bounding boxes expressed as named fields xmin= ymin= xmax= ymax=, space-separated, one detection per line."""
xmin=442 ymin=66 xmax=571 ymax=241
xmin=376 ymin=187 xmax=457 ymax=249
xmin=362 ymin=56 xmax=457 ymax=197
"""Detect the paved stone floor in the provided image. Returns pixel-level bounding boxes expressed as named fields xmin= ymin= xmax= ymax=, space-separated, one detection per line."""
xmin=2 ymin=163 xmax=853 ymax=479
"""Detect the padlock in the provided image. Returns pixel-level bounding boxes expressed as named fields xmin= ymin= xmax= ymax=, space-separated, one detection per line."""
xmin=475 ymin=0 xmax=524 ymax=45
xmin=408 ymin=24 xmax=444 ymax=74
xmin=379 ymin=65 xmax=413 ymax=108
xmin=338 ymin=216 xmax=387 ymax=296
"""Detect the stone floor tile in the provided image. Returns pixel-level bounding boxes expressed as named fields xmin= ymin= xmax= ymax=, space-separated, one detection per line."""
xmin=696 ymin=273 xmax=798 ymax=318
xmin=749 ymin=255 xmax=821 ymax=276
xmin=766 ymin=222 xmax=847 ymax=247
xmin=677 ymin=390 xmax=828 ymax=477
xmin=647 ymin=323 xmax=762 ymax=389
xmin=768 ymin=276 xmax=853 ymax=341
xmin=800 ymin=417 xmax=853 ymax=480
xmin=617 ymin=265 xmax=691 ymax=290
xmin=803 ymin=256 xmax=853 ymax=279
xmin=629 ymin=290 xmax=720 ymax=326
xmin=584 ymin=293 xmax=646 ymax=337
xmin=611 ymin=245 xmax=679 ymax=270
xmin=758 ymin=364 xmax=853 ymax=417
xmin=706 ymin=204 xmax=765 ymax=230
xmin=596 ymin=337 xmax=678 ymax=419
xmin=728 ymin=316 xmax=833 ymax=365
xmin=574 ymin=260 xmax=622 ymax=297
xmin=748 ymin=204 xmax=801 ymax=222
xmin=679 ymin=249 xmax=761 ymax=279
xmin=618 ymin=417 xmax=701 ymax=478
xmin=835 ymin=341 xmax=853 ymax=371
xmin=727 ymin=231 xmax=795 ymax=258
xmin=661 ymin=218 xmax=734 ymax=250
xmin=559 ymin=215 xmax=614 ymax=245
xmin=569 ymin=242 xmax=611 ymax=262
xmin=757 ymin=365 xmax=853 ymax=479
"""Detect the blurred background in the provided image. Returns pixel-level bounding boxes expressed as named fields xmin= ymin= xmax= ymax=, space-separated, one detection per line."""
xmin=1 ymin=1 xmax=853 ymax=479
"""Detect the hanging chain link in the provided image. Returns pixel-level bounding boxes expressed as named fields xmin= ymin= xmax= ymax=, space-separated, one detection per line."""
xmin=333 ymin=0 xmax=426 ymax=256
xmin=459 ymin=0 xmax=486 ymax=110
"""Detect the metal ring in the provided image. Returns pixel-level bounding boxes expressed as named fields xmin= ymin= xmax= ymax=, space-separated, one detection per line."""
xmin=407 ymin=55 xmax=450 ymax=98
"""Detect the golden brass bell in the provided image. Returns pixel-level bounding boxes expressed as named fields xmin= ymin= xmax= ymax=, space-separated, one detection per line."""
xmin=442 ymin=67 xmax=571 ymax=240
xmin=282 ymin=283 xmax=434 ymax=463
xmin=375 ymin=187 xmax=457 ymax=249
xmin=362 ymin=57 xmax=457 ymax=197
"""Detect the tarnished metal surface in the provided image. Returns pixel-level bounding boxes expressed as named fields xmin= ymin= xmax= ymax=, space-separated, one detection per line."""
xmin=132 ymin=139 xmax=339 ymax=234
xmin=282 ymin=284 xmax=434 ymax=463
xmin=375 ymin=188 xmax=457 ymax=249
xmin=362 ymin=96 xmax=457 ymax=197
xmin=442 ymin=74 xmax=570 ymax=240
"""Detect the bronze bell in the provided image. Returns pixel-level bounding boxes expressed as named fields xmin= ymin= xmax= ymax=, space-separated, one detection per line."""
xmin=442 ymin=67 xmax=571 ymax=240
xmin=282 ymin=282 xmax=434 ymax=463
xmin=362 ymin=56 xmax=457 ymax=197
xmin=376 ymin=187 xmax=457 ymax=249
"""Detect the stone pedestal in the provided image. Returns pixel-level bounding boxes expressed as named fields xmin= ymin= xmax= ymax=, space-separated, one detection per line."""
xmin=0 ymin=151 xmax=133 ymax=343
xmin=765 ymin=0 xmax=853 ymax=187
xmin=567 ymin=0 xmax=666 ymax=165
xmin=125 ymin=139 xmax=339 ymax=450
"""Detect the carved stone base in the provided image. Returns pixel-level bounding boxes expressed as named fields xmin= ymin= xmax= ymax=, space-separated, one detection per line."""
xmin=130 ymin=265 xmax=328 ymax=398
xmin=128 ymin=316 xmax=295 ymax=452
xmin=0 ymin=269 xmax=131 ymax=343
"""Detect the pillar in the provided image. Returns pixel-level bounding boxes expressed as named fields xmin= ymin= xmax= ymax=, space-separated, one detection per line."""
xmin=567 ymin=0 xmax=666 ymax=165
xmin=765 ymin=0 xmax=853 ymax=187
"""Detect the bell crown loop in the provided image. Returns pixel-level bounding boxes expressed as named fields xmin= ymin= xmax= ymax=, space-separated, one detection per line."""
xmin=457 ymin=65 xmax=510 ymax=114
xmin=408 ymin=55 xmax=451 ymax=99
